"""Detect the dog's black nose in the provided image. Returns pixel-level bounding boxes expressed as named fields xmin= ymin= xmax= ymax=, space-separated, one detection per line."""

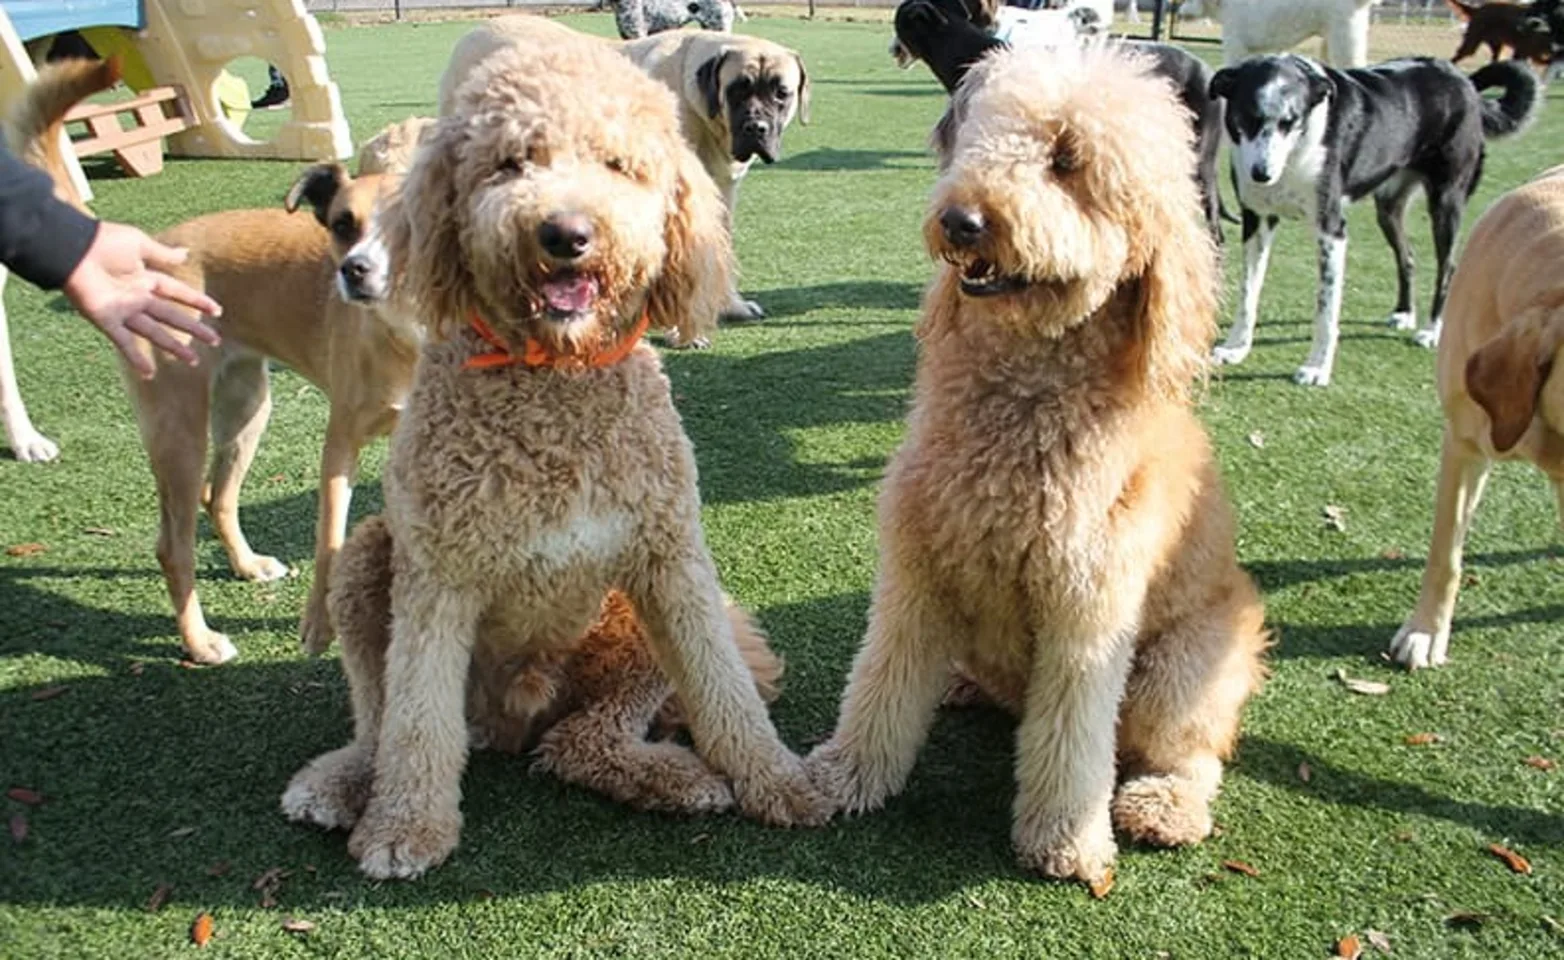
xmin=742 ymin=120 xmax=771 ymax=139
xmin=1249 ymin=164 xmax=1273 ymax=184
xmin=340 ymin=257 xmax=369 ymax=283
xmin=538 ymin=213 xmax=594 ymax=260
xmin=940 ymin=206 xmax=986 ymax=247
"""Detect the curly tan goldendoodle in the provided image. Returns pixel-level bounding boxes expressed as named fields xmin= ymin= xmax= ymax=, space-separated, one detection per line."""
xmin=281 ymin=21 xmax=828 ymax=880
xmin=805 ymin=45 xmax=1269 ymax=889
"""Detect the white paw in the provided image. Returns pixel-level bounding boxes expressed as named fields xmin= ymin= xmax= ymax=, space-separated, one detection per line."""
xmin=1388 ymin=622 xmax=1449 ymax=670
xmin=1387 ymin=311 xmax=1417 ymax=331
xmin=8 ymin=429 xmax=58 ymax=463
xmin=186 ymin=631 xmax=239 ymax=665
xmin=721 ymin=299 xmax=765 ymax=323
xmin=664 ymin=334 xmax=712 ymax=351
xmin=1413 ymin=327 xmax=1441 ymax=350
xmin=1211 ymin=344 xmax=1251 ymax=366
xmin=238 ymin=554 xmax=291 ymax=583
xmin=1293 ymin=364 xmax=1332 ymax=387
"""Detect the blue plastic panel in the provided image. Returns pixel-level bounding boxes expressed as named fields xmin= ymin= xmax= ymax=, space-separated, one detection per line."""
xmin=3 ymin=1 xmax=145 ymax=41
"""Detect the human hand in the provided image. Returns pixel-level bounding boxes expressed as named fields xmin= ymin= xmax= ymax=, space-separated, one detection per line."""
xmin=61 ymin=221 xmax=222 ymax=379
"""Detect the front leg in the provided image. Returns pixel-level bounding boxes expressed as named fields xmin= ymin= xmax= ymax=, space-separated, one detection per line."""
xmin=0 ymin=292 xmax=59 ymax=463
xmin=627 ymin=548 xmax=828 ymax=827
xmin=804 ymin=552 xmax=955 ymax=815
xmin=1295 ymin=213 xmax=1347 ymax=387
xmin=301 ymin=418 xmax=362 ymax=655
xmin=717 ymin=177 xmax=764 ymax=323
xmin=1012 ymin=621 xmax=1137 ymax=886
xmin=346 ymin=567 xmax=481 ymax=879
xmin=1212 ymin=209 xmax=1276 ymax=366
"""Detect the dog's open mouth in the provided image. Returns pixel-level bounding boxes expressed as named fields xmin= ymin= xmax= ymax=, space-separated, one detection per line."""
xmin=954 ymin=258 xmax=1029 ymax=298
xmin=538 ymin=270 xmax=601 ymax=320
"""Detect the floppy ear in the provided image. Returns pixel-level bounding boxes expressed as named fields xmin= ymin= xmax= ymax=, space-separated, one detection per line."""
xmin=696 ymin=52 xmax=728 ymax=120
xmin=794 ymin=54 xmax=811 ymax=125
xmin=380 ymin=115 xmax=476 ymax=339
xmin=1465 ymin=312 xmax=1558 ymax=452
xmin=1208 ymin=67 xmax=1236 ymax=101
xmin=965 ymin=0 xmax=1000 ymax=28
xmin=646 ymin=147 xmax=734 ymax=346
xmin=285 ymin=163 xmax=348 ymax=227
xmin=930 ymin=74 xmax=977 ymax=169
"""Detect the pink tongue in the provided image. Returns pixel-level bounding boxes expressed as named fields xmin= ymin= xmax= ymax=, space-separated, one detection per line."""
xmin=541 ymin=275 xmax=597 ymax=313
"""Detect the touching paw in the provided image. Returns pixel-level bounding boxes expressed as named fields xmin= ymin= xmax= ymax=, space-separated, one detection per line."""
xmin=1111 ymin=775 xmax=1213 ymax=848
xmin=347 ymin=799 xmax=462 ymax=881
xmin=281 ymin=745 xmax=373 ymax=831
xmin=1013 ymin=813 xmax=1117 ymax=886
xmin=734 ymin=752 xmax=834 ymax=827
xmin=1388 ymin=621 xmax=1449 ymax=670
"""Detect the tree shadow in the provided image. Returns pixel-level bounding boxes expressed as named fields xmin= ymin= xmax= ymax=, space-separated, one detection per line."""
xmin=772 ymin=147 xmax=932 ymax=171
xmin=1232 ymin=735 xmax=1564 ymax=848
xmin=746 ymin=279 xmax=923 ymax=320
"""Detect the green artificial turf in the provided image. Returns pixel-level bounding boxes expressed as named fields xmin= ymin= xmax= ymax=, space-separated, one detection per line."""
xmin=2 ymin=13 xmax=1561 ymax=959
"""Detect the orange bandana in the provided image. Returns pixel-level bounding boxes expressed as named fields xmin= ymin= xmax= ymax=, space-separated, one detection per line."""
xmin=464 ymin=310 xmax=651 ymax=371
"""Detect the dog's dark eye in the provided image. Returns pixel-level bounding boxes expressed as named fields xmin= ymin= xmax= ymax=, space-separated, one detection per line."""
xmin=1052 ymin=142 xmax=1078 ymax=174
xmin=331 ymin=214 xmax=359 ymax=244
xmin=497 ymin=157 xmax=522 ymax=175
xmin=688 ymin=2 xmax=700 ymax=12
xmin=774 ymin=86 xmax=791 ymax=102
xmin=1277 ymin=117 xmax=1295 ymax=134
xmin=605 ymin=156 xmax=629 ymax=176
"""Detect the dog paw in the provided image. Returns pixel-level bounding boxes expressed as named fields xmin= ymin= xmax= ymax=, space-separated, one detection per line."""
xmin=347 ymin=799 xmax=461 ymax=881
xmin=1386 ymin=310 xmax=1417 ymax=332
xmin=734 ymin=752 xmax=834 ymax=827
xmin=1413 ymin=326 xmax=1441 ymax=350
xmin=803 ymin=739 xmax=900 ymax=816
xmin=7 ymin=429 xmax=59 ymax=463
xmin=1111 ymin=775 xmax=1213 ymax=848
xmin=663 ymin=332 xmax=712 ymax=351
xmin=185 ymin=630 xmax=239 ymax=665
xmin=1013 ymin=812 xmax=1117 ymax=885
xmin=281 ymin=745 xmax=373 ymax=830
xmin=720 ymin=299 xmax=765 ymax=324
xmin=299 ymin=603 xmax=335 ymax=656
xmin=1210 ymin=344 xmax=1250 ymax=366
xmin=235 ymin=553 xmax=291 ymax=583
xmin=533 ymin=737 xmax=735 ymax=815
xmin=1292 ymin=364 xmax=1332 ymax=387
xmin=1389 ymin=622 xmax=1449 ymax=670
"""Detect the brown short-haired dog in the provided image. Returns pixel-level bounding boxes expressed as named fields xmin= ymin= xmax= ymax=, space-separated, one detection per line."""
xmin=281 ymin=18 xmax=828 ymax=880
xmin=1390 ymin=165 xmax=1564 ymax=668
xmin=804 ymin=46 xmax=1268 ymax=888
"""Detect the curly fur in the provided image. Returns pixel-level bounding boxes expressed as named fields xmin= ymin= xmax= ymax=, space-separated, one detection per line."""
xmin=804 ymin=46 xmax=1268 ymax=887
xmin=356 ymin=116 xmax=436 ymax=176
xmin=283 ymin=20 xmax=827 ymax=881
xmin=609 ymin=0 xmax=736 ymax=39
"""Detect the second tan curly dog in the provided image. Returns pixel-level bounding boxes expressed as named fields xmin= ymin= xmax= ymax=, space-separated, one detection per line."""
xmin=805 ymin=46 xmax=1269 ymax=888
xmin=281 ymin=21 xmax=828 ymax=880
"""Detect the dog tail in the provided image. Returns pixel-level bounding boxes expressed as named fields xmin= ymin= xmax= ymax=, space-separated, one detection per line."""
xmin=1444 ymin=0 xmax=1476 ymax=21
xmin=4 ymin=56 xmax=121 ymax=211
xmin=1470 ymin=59 xmax=1540 ymax=140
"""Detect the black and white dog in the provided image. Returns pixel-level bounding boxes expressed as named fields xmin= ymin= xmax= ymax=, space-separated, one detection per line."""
xmin=1208 ymin=55 xmax=1537 ymax=386
xmin=893 ymin=0 xmax=1229 ymax=243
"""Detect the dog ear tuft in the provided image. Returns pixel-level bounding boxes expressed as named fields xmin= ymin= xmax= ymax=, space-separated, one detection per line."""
xmin=1208 ymin=67 xmax=1236 ymax=101
xmin=380 ymin=116 xmax=476 ymax=339
xmin=794 ymin=54 xmax=811 ymax=125
xmin=1465 ymin=315 xmax=1555 ymax=452
xmin=647 ymin=146 xmax=734 ymax=346
xmin=285 ymin=163 xmax=348 ymax=228
xmin=696 ymin=52 xmax=728 ymax=120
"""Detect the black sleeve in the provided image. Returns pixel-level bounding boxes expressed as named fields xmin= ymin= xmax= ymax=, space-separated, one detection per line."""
xmin=0 ymin=143 xmax=100 ymax=290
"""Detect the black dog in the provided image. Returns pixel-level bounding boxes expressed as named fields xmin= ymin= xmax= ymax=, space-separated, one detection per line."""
xmin=895 ymin=0 xmax=1228 ymax=244
xmin=1207 ymin=55 xmax=1537 ymax=386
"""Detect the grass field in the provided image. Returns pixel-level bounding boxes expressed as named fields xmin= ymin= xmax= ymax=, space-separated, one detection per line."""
xmin=2 ymin=13 xmax=1562 ymax=959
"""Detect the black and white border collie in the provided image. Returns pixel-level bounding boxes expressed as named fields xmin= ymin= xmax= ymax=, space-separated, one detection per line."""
xmin=1207 ymin=54 xmax=1537 ymax=386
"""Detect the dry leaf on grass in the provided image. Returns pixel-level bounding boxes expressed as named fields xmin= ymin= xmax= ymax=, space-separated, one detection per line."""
xmin=206 ymin=861 xmax=230 ymax=878
xmin=1089 ymin=867 xmax=1115 ymax=900
xmin=964 ymin=892 xmax=986 ymax=910
xmin=1335 ymin=669 xmax=1390 ymax=696
xmin=9 ymin=812 xmax=26 ymax=844
xmin=281 ymin=918 xmax=315 ymax=935
xmin=1487 ymin=843 xmax=1532 ymax=875
xmin=1222 ymin=860 xmax=1260 ymax=878
xmin=82 ymin=527 xmax=116 ymax=537
xmin=1542 ymin=915 xmax=1563 ymax=937
xmin=1297 ymin=762 xmax=1313 ymax=783
xmin=128 ymin=663 xmax=144 ymax=677
xmin=146 ymin=883 xmax=172 ymax=913
xmin=167 ymin=826 xmax=196 ymax=839
xmin=1335 ymin=933 xmax=1363 ymax=958
xmin=1524 ymin=756 xmax=1555 ymax=771
xmin=6 ymin=787 xmax=43 ymax=806
xmin=1323 ymin=505 xmax=1347 ymax=532
xmin=5 ymin=542 xmax=46 ymax=557
xmin=1247 ymin=431 xmax=1265 ymax=449
xmin=29 ymin=685 xmax=68 ymax=702
xmin=1379 ymin=548 xmax=1406 ymax=561
xmin=1445 ymin=911 xmax=1487 ymax=931
xmin=1403 ymin=733 xmax=1441 ymax=746
xmin=1365 ymin=929 xmax=1392 ymax=953
xmin=190 ymin=912 xmax=214 ymax=947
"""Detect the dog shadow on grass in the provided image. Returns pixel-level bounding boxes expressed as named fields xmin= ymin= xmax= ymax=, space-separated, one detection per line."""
xmin=746 ymin=279 xmax=924 ymax=320
xmin=773 ymin=147 xmax=932 ymax=171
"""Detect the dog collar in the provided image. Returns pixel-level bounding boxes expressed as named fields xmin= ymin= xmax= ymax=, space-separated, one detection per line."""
xmin=464 ymin=310 xmax=650 ymax=371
